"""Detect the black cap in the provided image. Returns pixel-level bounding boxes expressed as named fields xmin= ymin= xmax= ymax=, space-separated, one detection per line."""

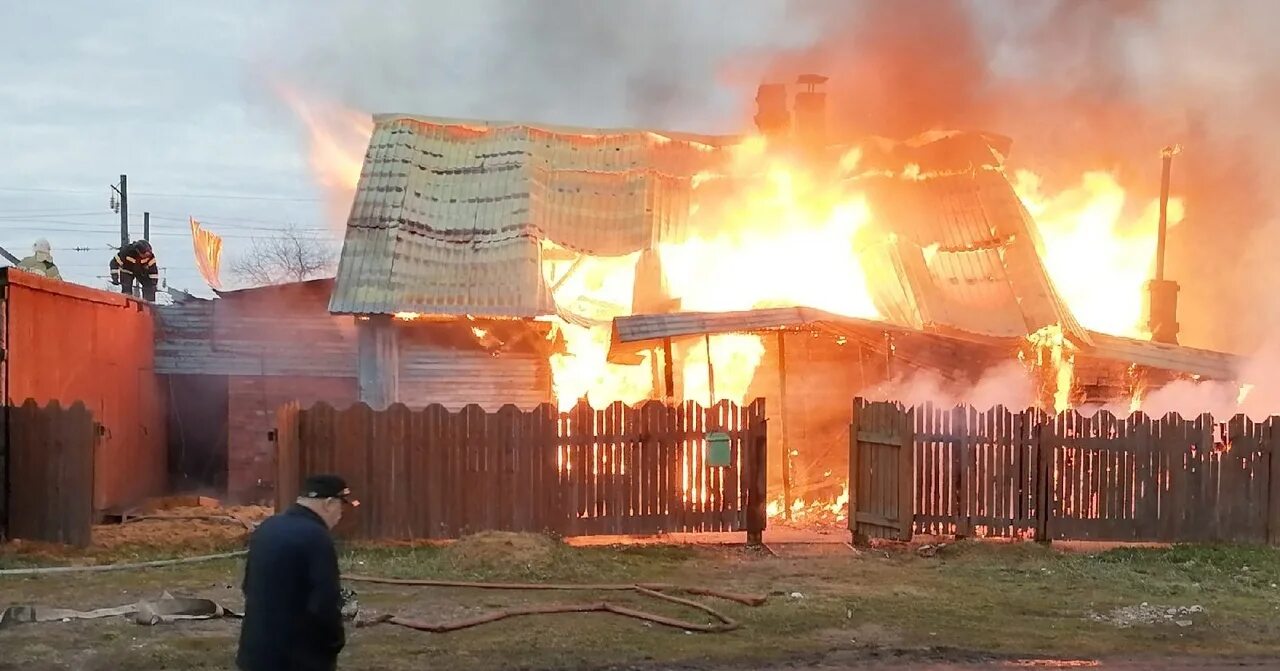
xmin=301 ymin=474 xmax=360 ymax=507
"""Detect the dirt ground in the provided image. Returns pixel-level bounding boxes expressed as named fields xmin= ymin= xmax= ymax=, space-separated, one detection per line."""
xmin=4 ymin=511 xmax=1280 ymax=670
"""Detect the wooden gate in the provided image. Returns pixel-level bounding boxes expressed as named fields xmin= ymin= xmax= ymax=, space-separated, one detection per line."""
xmin=275 ymin=399 xmax=768 ymax=541
xmin=848 ymin=399 xmax=914 ymax=541
xmin=5 ymin=400 xmax=98 ymax=547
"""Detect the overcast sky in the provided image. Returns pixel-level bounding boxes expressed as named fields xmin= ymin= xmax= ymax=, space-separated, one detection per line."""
xmin=0 ymin=1 xmax=807 ymax=295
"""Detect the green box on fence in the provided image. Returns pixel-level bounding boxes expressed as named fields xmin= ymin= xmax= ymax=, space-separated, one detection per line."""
xmin=706 ymin=432 xmax=732 ymax=468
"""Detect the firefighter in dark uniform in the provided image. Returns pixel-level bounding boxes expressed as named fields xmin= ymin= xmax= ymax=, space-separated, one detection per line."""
xmin=109 ymin=239 xmax=159 ymax=301
xmin=237 ymin=474 xmax=359 ymax=671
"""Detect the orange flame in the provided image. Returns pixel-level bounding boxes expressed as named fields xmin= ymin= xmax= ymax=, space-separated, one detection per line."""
xmin=274 ymin=85 xmax=374 ymax=231
xmin=285 ymin=92 xmax=1190 ymax=515
xmin=1015 ymin=170 xmax=1184 ymax=337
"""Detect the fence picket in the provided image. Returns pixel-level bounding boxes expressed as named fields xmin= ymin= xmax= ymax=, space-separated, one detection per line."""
xmin=271 ymin=399 xmax=766 ymax=542
xmin=844 ymin=401 xmax=1276 ymax=545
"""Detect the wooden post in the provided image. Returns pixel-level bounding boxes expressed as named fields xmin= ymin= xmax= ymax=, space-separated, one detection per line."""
xmin=704 ymin=334 xmax=716 ymax=407
xmin=274 ymin=402 xmax=302 ymax=513
xmin=662 ymin=337 xmax=676 ymax=402
xmin=883 ymin=332 xmax=895 ymax=378
xmin=1266 ymin=417 xmax=1280 ymax=546
xmin=777 ymin=331 xmax=793 ymax=521
xmin=1035 ymin=416 xmax=1053 ymax=544
xmin=357 ymin=315 xmax=399 ymax=409
xmin=953 ymin=406 xmax=969 ymax=539
xmin=745 ymin=401 xmax=768 ymax=546
xmin=898 ymin=407 xmax=915 ymax=541
xmin=848 ymin=398 xmax=861 ymax=544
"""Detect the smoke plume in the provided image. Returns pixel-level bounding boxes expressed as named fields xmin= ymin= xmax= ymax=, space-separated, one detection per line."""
xmin=258 ymin=1 xmax=1280 ymax=358
xmin=863 ymin=361 xmax=1036 ymax=411
xmin=254 ymin=0 xmax=800 ymax=132
xmin=744 ymin=0 xmax=1280 ymax=356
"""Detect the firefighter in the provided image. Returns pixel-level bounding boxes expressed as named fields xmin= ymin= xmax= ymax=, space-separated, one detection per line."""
xmin=16 ymin=238 xmax=62 ymax=280
xmin=109 ymin=239 xmax=159 ymax=301
xmin=237 ymin=474 xmax=359 ymax=671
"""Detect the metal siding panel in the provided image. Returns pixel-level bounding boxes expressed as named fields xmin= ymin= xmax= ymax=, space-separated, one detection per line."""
xmin=157 ymin=282 xmax=357 ymax=378
xmin=398 ymin=345 xmax=550 ymax=410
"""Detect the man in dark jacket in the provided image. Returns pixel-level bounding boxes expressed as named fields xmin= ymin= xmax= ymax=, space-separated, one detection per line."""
xmin=108 ymin=239 xmax=159 ymax=301
xmin=237 ymin=474 xmax=359 ymax=671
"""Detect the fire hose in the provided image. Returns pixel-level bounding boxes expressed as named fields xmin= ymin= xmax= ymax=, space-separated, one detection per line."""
xmin=342 ymin=575 xmax=766 ymax=633
xmin=1 ymin=561 xmax=766 ymax=634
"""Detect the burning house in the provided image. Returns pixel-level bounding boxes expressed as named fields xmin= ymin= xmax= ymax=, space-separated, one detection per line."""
xmin=156 ymin=76 xmax=1242 ymax=513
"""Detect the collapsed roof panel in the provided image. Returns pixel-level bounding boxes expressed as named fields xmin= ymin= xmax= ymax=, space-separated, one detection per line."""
xmin=855 ymin=135 xmax=1090 ymax=345
xmin=329 ymin=115 xmax=733 ymax=317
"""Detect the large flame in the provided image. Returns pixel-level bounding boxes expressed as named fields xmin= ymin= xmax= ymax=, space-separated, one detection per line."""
xmin=1014 ymin=170 xmax=1184 ymax=337
xmin=285 ymin=93 xmax=1189 ymax=523
xmin=659 ymin=137 xmax=880 ymax=319
xmin=274 ymin=85 xmax=374 ymax=231
xmin=542 ymin=247 xmax=653 ymax=411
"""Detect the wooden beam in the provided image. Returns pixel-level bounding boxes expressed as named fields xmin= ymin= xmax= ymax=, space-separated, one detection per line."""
xmin=777 ymin=331 xmax=793 ymax=521
xmin=704 ymin=334 xmax=716 ymax=407
xmin=0 ymin=245 xmax=20 ymax=265
xmin=661 ymin=337 xmax=675 ymax=402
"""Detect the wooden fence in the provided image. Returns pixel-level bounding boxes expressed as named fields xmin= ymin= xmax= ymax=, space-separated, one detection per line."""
xmin=4 ymin=400 xmax=98 ymax=547
xmin=274 ymin=399 xmax=768 ymax=541
xmin=850 ymin=398 xmax=1280 ymax=544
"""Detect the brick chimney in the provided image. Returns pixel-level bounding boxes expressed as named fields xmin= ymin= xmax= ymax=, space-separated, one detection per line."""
xmin=754 ymin=83 xmax=790 ymax=140
xmin=793 ymin=74 xmax=828 ymax=151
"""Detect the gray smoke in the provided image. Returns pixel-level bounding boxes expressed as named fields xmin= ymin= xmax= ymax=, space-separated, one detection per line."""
xmin=756 ymin=0 xmax=1280 ymax=354
xmin=253 ymin=0 xmax=801 ymax=132
xmin=254 ymin=0 xmax=1280 ymax=354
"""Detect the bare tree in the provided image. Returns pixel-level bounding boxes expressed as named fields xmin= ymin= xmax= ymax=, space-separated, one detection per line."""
xmin=230 ymin=223 xmax=337 ymax=287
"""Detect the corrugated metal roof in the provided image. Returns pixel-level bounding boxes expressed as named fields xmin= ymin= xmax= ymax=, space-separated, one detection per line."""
xmin=857 ymin=132 xmax=1089 ymax=345
xmin=1084 ymin=331 xmax=1242 ymax=380
xmin=328 ymin=117 xmax=1080 ymax=348
xmin=155 ymin=282 xmax=357 ymax=377
xmin=610 ymin=308 xmax=1242 ymax=381
xmin=611 ymin=306 xmax=910 ymax=345
xmin=329 ymin=115 xmax=732 ymax=317
xmin=611 ymin=307 xmax=1017 ymax=381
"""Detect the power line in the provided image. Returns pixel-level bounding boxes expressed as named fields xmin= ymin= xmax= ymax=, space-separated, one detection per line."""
xmin=0 ymin=185 xmax=324 ymax=202
xmin=139 ymin=213 xmax=330 ymax=233
xmin=2 ymin=223 xmax=336 ymax=242
xmin=0 ymin=186 xmax=101 ymax=195
xmin=0 ymin=211 xmax=107 ymax=220
xmin=2 ymin=216 xmax=336 ymax=237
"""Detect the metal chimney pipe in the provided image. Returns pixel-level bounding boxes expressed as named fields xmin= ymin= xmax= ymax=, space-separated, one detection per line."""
xmin=1155 ymin=145 xmax=1180 ymax=280
xmin=1145 ymin=144 xmax=1183 ymax=344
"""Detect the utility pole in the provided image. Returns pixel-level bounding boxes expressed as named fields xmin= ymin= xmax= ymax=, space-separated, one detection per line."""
xmin=143 ymin=211 xmax=150 ymax=241
xmin=110 ymin=175 xmax=129 ymax=248
xmin=109 ymin=174 xmax=130 ymax=296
